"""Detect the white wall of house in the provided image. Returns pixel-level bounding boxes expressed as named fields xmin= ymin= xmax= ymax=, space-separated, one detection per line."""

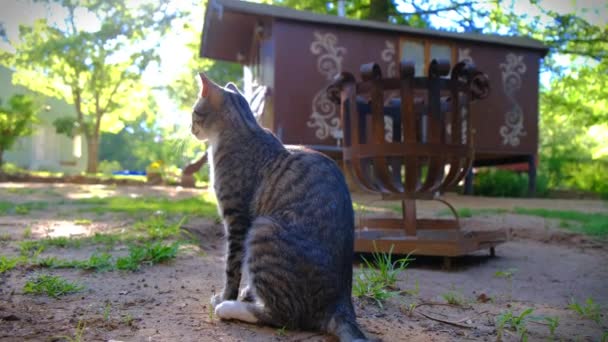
xmin=1 ymin=66 xmax=87 ymax=173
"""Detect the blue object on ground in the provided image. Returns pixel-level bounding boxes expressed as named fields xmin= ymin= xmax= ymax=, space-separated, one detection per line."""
xmin=112 ymin=170 xmax=146 ymax=176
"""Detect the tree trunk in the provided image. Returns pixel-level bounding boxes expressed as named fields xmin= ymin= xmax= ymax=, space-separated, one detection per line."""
xmin=86 ymin=135 xmax=99 ymax=174
xmin=0 ymin=149 xmax=4 ymax=168
xmin=369 ymin=0 xmax=389 ymax=22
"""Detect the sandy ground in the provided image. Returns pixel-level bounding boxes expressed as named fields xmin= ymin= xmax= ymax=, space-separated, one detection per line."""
xmin=0 ymin=182 xmax=607 ymax=342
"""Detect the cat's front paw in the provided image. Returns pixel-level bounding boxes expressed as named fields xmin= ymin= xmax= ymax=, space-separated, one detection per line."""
xmin=210 ymin=293 xmax=223 ymax=308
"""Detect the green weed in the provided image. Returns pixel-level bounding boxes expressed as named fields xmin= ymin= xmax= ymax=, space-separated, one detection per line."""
xmin=79 ymin=253 xmax=114 ymax=271
xmin=23 ymin=227 xmax=32 ymax=239
xmin=19 ymin=240 xmax=45 ymax=256
xmin=496 ymin=308 xmax=534 ymax=342
xmin=276 ymin=326 xmax=287 ymax=336
xmin=401 ymin=302 xmax=417 ymax=317
xmin=400 ymin=279 xmax=420 ymax=296
xmin=494 ymin=268 xmax=517 ymax=278
xmin=0 ymin=256 xmax=24 ymax=274
xmin=116 ymin=242 xmax=179 ymax=271
xmin=103 ymin=302 xmax=111 ymax=321
xmin=15 ymin=205 xmax=30 ymax=215
xmin=352 ymin=245 xmax=413 ymax=307
xmin=544 ymin=316 xmax=560 ymax=339
xmin=122 ymin=313 xmax=134 ymax=326
xmin=0 ymin=233 xmax=11 ymax=242
xmin=58 ymin=319 xmax=86 ymax=342
xmin=441 ymin=290 xmax=465 ymax=306
xmin=568 ymin=297 xmax=602 ymax=324
xmin=23 ymin=274 xmax=85 ymax=298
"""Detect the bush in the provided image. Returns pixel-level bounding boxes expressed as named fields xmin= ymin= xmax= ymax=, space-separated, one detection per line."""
xmin=194 ymin=163 xmax=210 ymax=184
xmin=540 ymin=156 xmax=608 ymax=199
xmin=98 ymin=160 xmax=123 ymax=175
xmin=472 ymin=169 xmax=549 ymax=198
xmin=0 ymin=162 xmax=25 ymax=174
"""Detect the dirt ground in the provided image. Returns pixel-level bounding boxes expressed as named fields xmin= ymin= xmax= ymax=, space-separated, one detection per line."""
xmin=0 ymin=182 xmax=607 ymax=342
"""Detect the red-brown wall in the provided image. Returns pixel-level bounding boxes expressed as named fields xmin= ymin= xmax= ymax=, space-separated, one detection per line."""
xmin=268 ymin=20 xmax=543 ymax=161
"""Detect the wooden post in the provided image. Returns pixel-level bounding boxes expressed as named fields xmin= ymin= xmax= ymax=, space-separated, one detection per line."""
xmin=403 ymin=199 xmax=417 ymax=236
xmin=464 ymin=169 xmax=474 ymax=195
xmin=528 ymin=154 xmax=536 ymax=197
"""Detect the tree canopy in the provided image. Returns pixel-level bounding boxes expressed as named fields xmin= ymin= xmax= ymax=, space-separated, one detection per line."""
xmin=0 ymin=0 xmax=182 ymax=173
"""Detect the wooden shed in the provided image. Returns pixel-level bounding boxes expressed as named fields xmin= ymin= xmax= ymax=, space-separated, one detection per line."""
xmin=200 ymin=0 xmax=549 ymax=192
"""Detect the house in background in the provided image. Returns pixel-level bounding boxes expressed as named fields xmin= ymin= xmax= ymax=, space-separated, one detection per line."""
xmin=1 ymin=66 xmax=87 ymax=173
xmin=199 ymin=0 xmax=548 ymax=193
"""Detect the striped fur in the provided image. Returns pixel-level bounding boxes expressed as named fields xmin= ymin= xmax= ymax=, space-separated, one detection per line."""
xmin=191 ymin=75 xmax=368 ymax=341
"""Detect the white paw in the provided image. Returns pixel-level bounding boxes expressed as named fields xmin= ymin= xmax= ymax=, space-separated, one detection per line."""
xmin=214 ymin=300 xmax=258 ymax=323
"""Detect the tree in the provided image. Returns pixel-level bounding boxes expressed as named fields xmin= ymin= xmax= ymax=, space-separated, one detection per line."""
xmin=0 ymin=0 xmax=181 ymax=173
xmin=271 ymin=0 xmax=495 ymax=29
xmin=0 ymin=94 xmax=37 ymax=167
xmin=166 ymin=11 xmax=242 ymax=112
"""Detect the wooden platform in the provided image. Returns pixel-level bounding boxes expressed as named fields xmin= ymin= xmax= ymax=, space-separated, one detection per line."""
xmin=354 ymin=218 xmax=507 ymax=257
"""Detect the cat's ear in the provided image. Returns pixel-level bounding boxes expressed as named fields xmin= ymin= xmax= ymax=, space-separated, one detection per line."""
xmin=225 ymin=82 xmax=242 ymax=94
xmin=198 ymin=72 xmax=222 ymax=106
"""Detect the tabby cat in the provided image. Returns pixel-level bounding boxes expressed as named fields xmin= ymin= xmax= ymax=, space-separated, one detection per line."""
xmin=190 ymin=73 xmax=368 ymax=342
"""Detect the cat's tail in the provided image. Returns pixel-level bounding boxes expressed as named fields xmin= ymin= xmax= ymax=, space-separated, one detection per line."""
xmin=326 ymin=302 xmax=370 ymax=342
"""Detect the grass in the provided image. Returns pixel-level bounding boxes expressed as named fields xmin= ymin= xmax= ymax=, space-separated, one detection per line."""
xmin=31 ymin=241 xmax=179 ymax=273
xmin=0 ymin=201 xmax=12 ymax=214
xmin=434 ymin=206 xmax=608 ymax=238
xmin=437 ymin=207 xmax=509 ymax=218
xmin=514 ymin=208 xmax=608 ymax=237
xmin=74 ymin=219 xmax=92 ymax=226
xmin=23 ymin=274 xmax=85 ymax=298
xmin=134 ymin=215 xmax=187 ymax=240
xmin=35 ymin=253 xmax=115 ymax=272
xmin=19 ymin=237 xmax=83 ymax=256
xmin=6 ymin=187 xmax=37 ymax=195
xmin=73 ymin=194 xmax=218 ymax=218
xmin=0 ymin=201 xmax=49 ymax=215
xmin=17 ymin=226 xmax=186 ymax=257
xmin=353 ymin=245 xmax=413 ymax=307
xmin=116 ymin=242 xmax=179 ymax=271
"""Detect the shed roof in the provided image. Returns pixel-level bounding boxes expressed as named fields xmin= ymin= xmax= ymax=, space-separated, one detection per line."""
xmin=201 ymin=0 xmax=549 ymax=63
